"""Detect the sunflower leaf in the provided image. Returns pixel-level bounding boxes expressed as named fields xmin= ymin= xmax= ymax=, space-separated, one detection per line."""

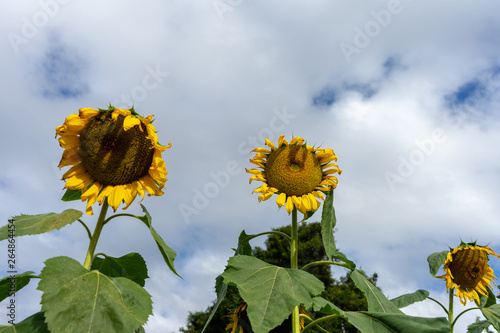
xmin=320 ymin=190 xmax=354 ymax=269
xmin=235 ymin=230 xmax=253 ymax=256
xmin=139 ymin=204 xmax=180 ymax=278
xmin=61 ymin=188 xmax=82 ymax=202
xmin=350 ymin=269 xmax=402 ymax=314
xmin=481 ymin=304 xmax=500 ymax=331
xmin=0 ymin=210 xmax=83 ymax=241
xmin=467 ymin=320 xmax=491 ymax=333
xmin=467 ymin=320 xmax=492 ymax=333
xmin=427 ymin=251 xmax=449 ymax=277
xmin=222 ymin=255 xmax=324 ymax=333
xmin=201 ymin=275 xmax=228 ymax=333
xmin=0 ymin=271 xmax=36 ymax=302
xmin=390 ymin=289 xmax=430 ymax=309
xmin=341 ymin=312 xmax=450 ymax=333
xmin=307 ymin=296 xmax=449 ymax=333
xmin=0 ymin=312 xmax=49 ymax=332
xmin=312 ymin=296 xmax=343 ymax=315
xmin=90 ymin=252 xmax=149 ymax=287
xmin=38 ymin=256 xmax=152 ymax=333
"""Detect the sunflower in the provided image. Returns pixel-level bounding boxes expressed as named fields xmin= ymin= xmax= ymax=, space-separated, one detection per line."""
xmin=246 ymin=134 xmax=341 ymax=215
xmin=55 ymin=105 xmax=171 ymax=215
xmin=437 ymin=242 xmax=500 ymax=305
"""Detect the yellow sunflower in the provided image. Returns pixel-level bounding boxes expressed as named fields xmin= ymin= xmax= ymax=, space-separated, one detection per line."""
xmin=55 ymin=105 xmax=171 ymax=215
xmin=246 ymin=134 xmax=341 ymax=215
xmin=437 ymin=242 xmax=500 ymax=305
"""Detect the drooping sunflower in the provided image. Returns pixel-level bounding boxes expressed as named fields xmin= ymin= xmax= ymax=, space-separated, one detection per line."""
xmin=246 ymin=134 xmax=341 ymax=215
xmin=56 ymin=105 xmax=171 ymax=215
xmin=437 ymin=242 xmax=500 ymax=305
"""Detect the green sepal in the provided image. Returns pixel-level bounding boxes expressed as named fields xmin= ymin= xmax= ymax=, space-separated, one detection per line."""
xmin=90 ymin=252 xmax=149 ymax=287
xmin=38 ymin=256 xmax=152 ymax=333
xmin=138 ymin=204 xmax=180 ymax=278
xmin=0 ymin=312 xmax=49 ymax=332
xmin=61 ymin=188 xmax=82 ymax=202
xmin=390 ymin=289 xmax=430 ymax=309
xmin=0 ymin=271 xmax=37 ymax=302
xmin=427 ymin=251 xmax=449 ymax=277
xmin=222 ymin=255 xmax=324 ymax=333
xmin=0 ymin=210 xmax=83 ymax=241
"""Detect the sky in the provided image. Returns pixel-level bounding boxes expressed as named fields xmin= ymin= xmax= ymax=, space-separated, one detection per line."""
xmin=1 ymin=0 xmax=500 ymax=332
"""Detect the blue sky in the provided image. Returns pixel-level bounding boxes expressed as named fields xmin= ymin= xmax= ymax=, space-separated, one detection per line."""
xmin=1 ymin=0 xmax=500 ymax=332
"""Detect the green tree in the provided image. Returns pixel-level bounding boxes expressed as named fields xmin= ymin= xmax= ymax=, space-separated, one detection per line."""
xmin=180 ymin=222 xmax=377 ymax=333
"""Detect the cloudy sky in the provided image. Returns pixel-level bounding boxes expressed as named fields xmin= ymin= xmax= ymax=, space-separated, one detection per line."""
xmin=1 ymin=0 xmax=500 ymax=331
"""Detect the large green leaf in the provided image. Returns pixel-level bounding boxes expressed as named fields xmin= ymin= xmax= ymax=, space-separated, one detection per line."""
xmin=312 ymin=296 xmax=343 ymax=315
xmin=138 ymin=204 xmax=180 ymax=278
xmin=0 ymin=271 xmax=36 ymax=302
xmin=0 ymin=210 xmax=83 ymax=241
xmin=38 ymin=256 xmax=152 ymax=333
xmin=90 ymin=252 xmax=148 ymax=287
xmin=307 ymin=300 xmax=449 ymax=333
xmin=390 ymin=289 xmax=429 ymax=309
xmin=427 ymin=251 xmax=449 ymax=277
xmin=481 ymin=304 xmax=500 ymax=331
xmin=222 ymin=255 xmax=324 ymax=333
xmin=320 ymin=190 xmax=336 ymax=260
xmin=0 ymin=312 xmax=49 ymax=333
xmin=344 ymin=312 xmax=449 ymax=333
xmin=319 ymin=190 xmax=355 ymax=269
xmin=467 ymin=320 xmax=491 ymax=333
xmin=350 ymin=269 xmax=402 ymax=314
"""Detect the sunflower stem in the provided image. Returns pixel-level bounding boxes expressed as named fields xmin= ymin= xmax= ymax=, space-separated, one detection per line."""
xmin=448 ymin=288 xmax=454 ymax=333
xmin=83 ymin=198 xmax=109 ymax=270
xmin=291 ymin=208 xmax=301 ymax=333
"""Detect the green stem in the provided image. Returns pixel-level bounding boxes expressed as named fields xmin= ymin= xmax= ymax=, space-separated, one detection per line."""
xmin=291 ymin=208 xmax=300 ymax=333
xmin=427 ymin=296 xmax=449 ymax=316
xmin=452 ymin=307 xmax=480 ymax=327
xmin=449 ymin=289 xmax=454 ymax=333
xmin=301 ymin=260 xmax=351 ymax=271
xmin=83 ymin=198 xmax=109 ymax=269
xmin=77 ymin=219 xmax=92 ymax=240
xmin=103 ymin=213 xmax=140 ymax=226
xmin=302 ymin=314 xmax=341 ymax=333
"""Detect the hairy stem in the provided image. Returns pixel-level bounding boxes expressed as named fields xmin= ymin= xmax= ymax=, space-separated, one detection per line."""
xmin=83 ymin=198 xmax=109 ymax=269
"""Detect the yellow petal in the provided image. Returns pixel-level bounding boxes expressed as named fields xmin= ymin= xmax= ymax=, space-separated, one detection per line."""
xmin=108 ymin=185 xmax=125 ymax=212
xmin=79 ymin=107 xmax=99 ymax=118
xmin=264 ymin=138 xmax=276 ymax=150
xmin=112 ymin=108 xmax=131 ymax=121
xmin=276 ymin=193 xmax=286 ymax=207
xmin=97 ymin=186 xmax=113 ymax=204
xmin=62 ymin=163 xmax=86 ymax=180
xmin=285 ymin=196 xmax=294 ymax=214
xmin=58 ymin=135 xmax=79 ymax=149
xmin=123 ymin=115 xmax=141 ymax=131
xmin=58 ymin=148 xmax=80 ymax=167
